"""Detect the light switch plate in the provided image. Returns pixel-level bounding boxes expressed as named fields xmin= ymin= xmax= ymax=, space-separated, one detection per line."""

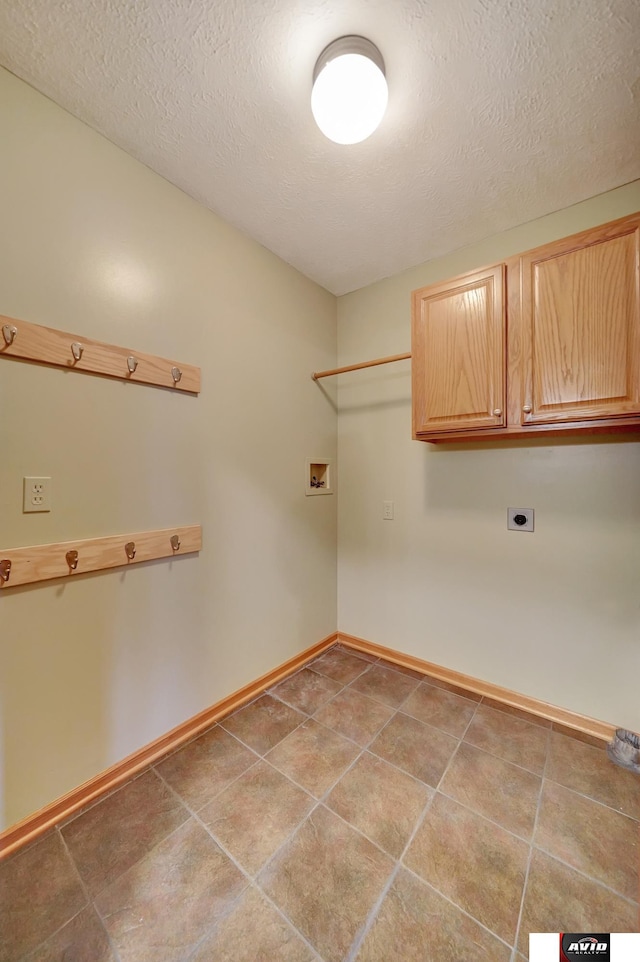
xmin=507 ymin=507 xmax=534 ymax=531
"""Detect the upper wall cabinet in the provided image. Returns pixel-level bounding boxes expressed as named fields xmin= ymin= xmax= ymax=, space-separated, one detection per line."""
xmin=520 ymin=219 xmax=640 ymax=426
xmin=412 ymin=265 xmax=506 ymax=436
xmin=412 ymin=212 xmax=640 ymax=443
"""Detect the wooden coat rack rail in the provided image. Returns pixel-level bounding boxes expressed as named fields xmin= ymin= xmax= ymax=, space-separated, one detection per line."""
xmin=312 ymin=351 xmax=411 ymax=380
xmin=0 ymin=525 xmax=202 ymax=589
xmin=0 ymin=314 xmax=201 ymax=393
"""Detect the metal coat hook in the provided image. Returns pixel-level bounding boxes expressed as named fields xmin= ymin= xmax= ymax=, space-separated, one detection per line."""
xmin=170 ymin=534 xmax=181 ymax=551
xmin=71 ymin=342 xmax=84 ymax=362
xmin=2 ymin=324 xmax=17 ymax=346
xmin=171 ymin=366 xmax=182 ymax=384
xmin=66 ymin=550 xmax=79 ymax=570
xmin=127 ymin=356 xmax=138 ymax=374
xmin=0 ymin=560 xmax=11 ymax=584
xmin=125 ymin=541 xmax=136 ymax=560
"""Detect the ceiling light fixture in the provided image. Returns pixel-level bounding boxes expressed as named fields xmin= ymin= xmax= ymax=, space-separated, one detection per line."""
xmin=311 ymin=36 xmax=388 ymax=145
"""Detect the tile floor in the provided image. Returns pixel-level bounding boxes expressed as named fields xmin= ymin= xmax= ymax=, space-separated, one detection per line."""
xmin=1 ymin=644 xmax=639 ymax=961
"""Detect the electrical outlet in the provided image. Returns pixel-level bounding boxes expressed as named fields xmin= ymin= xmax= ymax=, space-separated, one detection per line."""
xmin=507 ymin=507 xmax=534 ymax=532
xmin=23 ymin=477 xmax=52 ymax=513
xmin=383 ymin=500 xmax=394 ymax=520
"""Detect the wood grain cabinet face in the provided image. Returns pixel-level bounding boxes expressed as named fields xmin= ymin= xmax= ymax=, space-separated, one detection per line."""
xmin=412 ymin=265 xmax=506 ymax=436
xmin=520 ymin=223 xmax=640 ymax=425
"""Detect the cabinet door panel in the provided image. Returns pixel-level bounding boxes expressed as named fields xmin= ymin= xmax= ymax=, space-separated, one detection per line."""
xmin=412 ymin=265 xmax=506 ymax=435
xmin=520 ymin=226 xmax=640 ymax=424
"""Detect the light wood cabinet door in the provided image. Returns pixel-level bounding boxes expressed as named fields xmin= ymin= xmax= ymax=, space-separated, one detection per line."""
xmin=519 ymin=220 xmax=640 ymax=425
xmin=412 ymin=265 xmax=506 ymax=436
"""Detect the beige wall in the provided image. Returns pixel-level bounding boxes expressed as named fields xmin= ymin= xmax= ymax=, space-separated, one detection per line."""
xmin=0 ymin=68 xmax=337 ymax=829
xmin=337 ymin=180 xmax=640 ymax=731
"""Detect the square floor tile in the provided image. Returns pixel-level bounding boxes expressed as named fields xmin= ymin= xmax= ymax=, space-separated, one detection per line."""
xmin=155 ymin=725 xmax=257 ymax=811
xmin=535 ymin=780 xmax=639 ymax=899
xmin=326 ymin=752 xmax=431 ymax=858
xmin=369 ymin=712 xmax=458 ymax=786
xmin=517 ymin=850 xmax=639 ymax=955
xmin=440 ymin=741 xmax=541 ymax=839
xmin=266 ymin=719 xmax=360 ymax=797
xmin=270 ymin=668 xmax=343 ymax=714
xmin=199 ymin=760 xmax=314 ymax=875
xmin=356 ymin=868 xmax=511 ymax=962
xmin=0 ymin=831 xmax=86 ymax=962
xmin=28 ymin=906 xmax=115 ymax=962
xmin=259 ymin=805 xmax=393 ymax=962
xmin=221 ymin=694 xmax=306 ymax=755
xmin=404 ymin=793 xmax=528 ymax=944
xmin=546 ymin=732 xmax=640 ymax=819
xmin=95 ymin=818 xmax=246 ymax=962
xmin=313 ymin=687 xmax=394 ymax=746
xmin=350 ymin=664 xmax=420 ymax=709
xmin=402 ymin=683 xmax=477 ymax=737
xmin=190 ymin=886 xmax=315 ymax=962
xmin=464 ymin=704 xmax=549 ymax=774
xmin=310 ymin=647 xmax=370 ymax=684
xmin=62 ymin=769 xmax=189 ymax=896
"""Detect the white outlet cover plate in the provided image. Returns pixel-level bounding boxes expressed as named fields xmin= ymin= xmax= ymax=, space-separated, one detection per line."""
xmin=23 ymin=476 xmax=52 ymax=513
xmin=507 ymin=507 xmax=534 ymax=532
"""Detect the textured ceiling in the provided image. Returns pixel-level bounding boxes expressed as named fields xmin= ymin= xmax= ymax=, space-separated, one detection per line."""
xmin=1 ymin=0 xmax=639 ymax=294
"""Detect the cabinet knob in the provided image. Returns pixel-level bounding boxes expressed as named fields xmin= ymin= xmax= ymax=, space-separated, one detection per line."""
xmin=522 ymin=404 xmax=532 ymax=414
xmin=492 ymin=409 xmax=502 ymax=417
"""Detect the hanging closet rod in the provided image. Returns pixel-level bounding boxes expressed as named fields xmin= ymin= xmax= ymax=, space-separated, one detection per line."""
xmin=312 ymin=352 xmax=411 ymax=380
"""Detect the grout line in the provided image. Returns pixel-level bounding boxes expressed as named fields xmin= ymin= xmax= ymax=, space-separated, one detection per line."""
xmin=19 ymin=871 xmax=91 ymax=962
xmin=55 ymin=826 xmax=92 ymax=907
xmin=430 ymin=696 xmax=480 ymax=792
xmin=529 ymin=843 xmax=639 ymax=906
xmin=345 ymin=666 xmax=421 ymax=713
xmin=154 ymin=763 xmax=322 ymax=962
xmin=158 ymin=775 xmax=325 ymax=960
xmin=458 ymin=738 xmax=547 ymax=777
xmin=307 ymin=714 xmax=385 ymax=754
xmin=307 ymin=651 xmax=371 ymax=687
xmin=343 ymin=785 xmax=437 ymax=961
xmin=181 ymin=886 xmax=254 ymax=962
xmin=345 ymin=701 xmax=482 ymax=962
xmin=435 ymin=786 xmax=537 ymax=845
xmin=57 ymin=766 xmax=153 ymax=830
xmin=243 ymin=886 xmax=326 ymax=962
xmin=542 ymin=771 xmax=640 ymax=823
xmin=56 ymin=828 xmax=123 ymax=962
xmin=262 ymin=687 xmax=318 ymax=716
xmin=359 ymin=747 xmax=440 ymax=793
xmin=401 ymin=863 xmax=516 ymax=952
xmin=152 ymin=753 xmax=264 ymax=813
xmin=512 ymin=725 xmax=550 ymax=958
xmin=308 ymin=684 xmax=395 ymax=738
xmin=220 ymin=709 xmax=313 ymax=758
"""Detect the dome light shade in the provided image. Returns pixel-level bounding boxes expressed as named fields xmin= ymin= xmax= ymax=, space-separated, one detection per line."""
xmin=312 ymin=36 xmax=388 ymax=145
